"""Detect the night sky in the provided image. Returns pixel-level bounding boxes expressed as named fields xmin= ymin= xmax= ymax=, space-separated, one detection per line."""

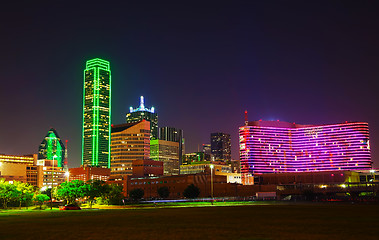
xmin=1 ymin=1 xmax=378 ymax=168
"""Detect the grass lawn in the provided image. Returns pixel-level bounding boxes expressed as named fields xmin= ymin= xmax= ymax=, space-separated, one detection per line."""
xmin=0 ymin=202 xmax=378 ymax=240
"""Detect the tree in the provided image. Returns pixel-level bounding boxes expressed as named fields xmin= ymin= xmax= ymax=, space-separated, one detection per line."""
xmin=157 ymin=186 xmax=170 ymax=199
xmin=56 ymin=180 xmax=86 ymax=205
xmin=183 ymin=184 xmax=200 ymax=199
xmin=33 ymin=194 xmax=50 ymax=209
xmin=107 ymin=184 xmax=124 ymax=205
xmin=84 ymin=180 xmax=108 ymax=208
xmin=129 ymin=188 xmax=144 ymax=201
xmin=0 ymin=179 xmax=20 ymax=209
xmin=14 ymin=181 xmax=34 ymax=208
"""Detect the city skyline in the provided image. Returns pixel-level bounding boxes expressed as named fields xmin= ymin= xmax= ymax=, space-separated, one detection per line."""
xmin=1 ymin=2 xmax=379 ymax=168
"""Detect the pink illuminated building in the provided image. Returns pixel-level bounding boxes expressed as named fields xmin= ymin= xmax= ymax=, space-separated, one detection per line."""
xmin=239 ymin=121 xmax=372 ymax=175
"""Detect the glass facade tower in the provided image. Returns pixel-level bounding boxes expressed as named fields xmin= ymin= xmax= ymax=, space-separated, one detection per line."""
xmin=211 ymin=132 xmax=232 ymax=163
xmin=82 ymin=58 xmax=111 ymax=168
xmin=38 ymin=128 xmax=65 ymax=167
xmin=126 ymin=96 xmax=158 ymax=139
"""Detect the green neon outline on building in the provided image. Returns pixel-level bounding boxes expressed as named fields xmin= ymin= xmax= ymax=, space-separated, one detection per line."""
xmin=82 ymin=58 xmax=111 ymax=168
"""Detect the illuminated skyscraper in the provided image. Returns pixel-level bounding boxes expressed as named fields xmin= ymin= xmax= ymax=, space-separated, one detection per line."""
xmin=38 ymin=128 xmax=65 ymax=167
xmin=126 ymin=96 xmax=158 ymax=139
xmin=211 ymin=133 xmax=231 ymax=163
xmin=110 ymin=121 xmax=150 ymax=179
xmin=82 ymin=58 xmax=111 ymax=168
xmin=239 ymin=121 xmax=372 ymax=174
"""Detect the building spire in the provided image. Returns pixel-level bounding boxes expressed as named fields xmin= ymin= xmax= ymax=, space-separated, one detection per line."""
xmin=140 ymin=96 xmax=145 ymax=110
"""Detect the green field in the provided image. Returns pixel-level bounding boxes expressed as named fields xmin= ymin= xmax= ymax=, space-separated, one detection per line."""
xmin=0 ymin=202 xmax=378 ymax=240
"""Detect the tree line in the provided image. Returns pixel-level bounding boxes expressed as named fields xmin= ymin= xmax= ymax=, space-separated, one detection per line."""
xmin=0 ymin=178 xmax=202 ymax=209
xmin=0 ymin=179 xmax=123 ymax=209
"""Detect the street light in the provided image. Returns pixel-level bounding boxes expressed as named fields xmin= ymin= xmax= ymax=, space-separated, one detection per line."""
xmin=210 ymin=164 xmax=214 ymax=204
xmin=51 ymin=155 xmax=57 ymax=210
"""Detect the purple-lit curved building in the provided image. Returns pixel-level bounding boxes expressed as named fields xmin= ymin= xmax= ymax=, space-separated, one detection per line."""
xmin=239 ymin=121 xmax=372 ymax=175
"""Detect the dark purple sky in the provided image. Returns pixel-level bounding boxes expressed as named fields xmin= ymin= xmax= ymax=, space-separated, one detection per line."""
xmin=1 ymin=1 xmax=378 ymax=168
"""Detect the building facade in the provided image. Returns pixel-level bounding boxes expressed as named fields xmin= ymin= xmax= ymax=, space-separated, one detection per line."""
xmin=0 ymin=154 xmax=35 ymax=183
xmin=159 ymin=127 xmax=184 ymax=164
xmin=82 ymin=58 xmax=111 ymax=168
xmin=37 ymin=159 xmax=66 ymax=188
xmin=180 ymin=163 xmax=232 ymax=175
xmin=110 ymin=121 xmax=150 ymax=180
xmin=211 ymin=133 xmax=231 ymax=163
xmin=239 ymin=121 xmax=372 ymax=175
xmin=132 ymin=159 xmax=164 ymax=178
xmin=126 ymin=96 xmax=158 ymax=139
xmin=69 ymin=166 xmax=110 ymax=182
xmin=38 ymin=128 xmax=65 ymax=168
xmin=150 ymin=139 xmax=180 ymax=175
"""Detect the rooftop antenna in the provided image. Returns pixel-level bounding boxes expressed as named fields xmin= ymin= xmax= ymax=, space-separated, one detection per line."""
xmin=245 ymin=110 xmax=248 ymax=126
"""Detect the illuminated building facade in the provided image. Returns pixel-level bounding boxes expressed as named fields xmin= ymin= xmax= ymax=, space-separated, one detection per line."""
xmin=183 ymin=152 xmax=210 ymax=164
xmin=211 ymin=133 xmax=231 ymax=163
xmin=159 ymin=127 xmax=184 ymax=165
xmin=110 ymin=121 xmax=150 ymax=180
xmin=37 ymin=159 xmax=66 ymax=187
xmin=82 ymin=58 xmax=111 ymax=168
xmin=0 ymin=154 xmax=35 ymax=183
xmin=38 ymin=128 xmax=65 ymax=167
xmin=239 ymin=121 xmax=372 ymax=175
xmin=126 ymin=96 xmax=158 ymax=139
xmin=69 ymin=166 xmax=110 ymax=182
xmin=150 ymin=139 xmax=180 ymax=175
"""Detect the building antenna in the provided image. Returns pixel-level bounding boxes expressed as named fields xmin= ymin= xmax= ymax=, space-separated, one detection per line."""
xmin=245 ymin=110 xmax=248 ymax=126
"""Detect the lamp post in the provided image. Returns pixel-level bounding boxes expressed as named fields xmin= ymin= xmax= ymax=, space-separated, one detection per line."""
xmin=210 ymin=164 xmax=214 ymax=204
xmin=50 ymin=155 xmax=57 ymax=210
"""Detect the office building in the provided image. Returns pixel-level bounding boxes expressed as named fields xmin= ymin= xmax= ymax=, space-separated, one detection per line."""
xmin=211 ymin=133 xmax=231 ymax=163
xmin=110 ymin=121 xmax=150 ymax=180
xmin=202 ymin=144 xmax=211 ymax=155
xmin=182 ymin=152 xmax=210 ymax=164
xmin=0 ymin=154 xmax=35 ymax=183
xmin=239 ymin=120 xmax=372 ymax=175
xmin=126 ymin=96 xmax=158 ymax=139
xmin=38 ymin=128 xmax=65 ymax=168
xmin=150 ymin=139 xmax=180 ymax=175
xmin=131 ymin=159 xmax=164 ymax=178
xmin=180 ymin=162 xmax=232 ymax=175
xmin=159 ymin=127 xmax=184 ymax=165
xmin=82 ymin=58 xmax=111 ymax=168
xmin=37 ymin=159 xmax=66 ymax=187
xmin=69 ymin=166 xmax=110 ymax=182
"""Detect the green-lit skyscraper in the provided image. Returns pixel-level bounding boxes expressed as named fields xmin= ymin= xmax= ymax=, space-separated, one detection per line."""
xmin=38 ymin=128 xmax=65 ymax=167
xmin=82 ymin=58 xmax=111 ymax=168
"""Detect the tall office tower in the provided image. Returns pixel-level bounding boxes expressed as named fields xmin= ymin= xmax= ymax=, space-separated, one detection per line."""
xmin=239 ymin=120 xmax=372 ymax=175
xmin=38 ymin=128 xmax=65 ymax=167
xmin=211 ymin=133 xmax=232 ymax=163
xmin=82 ymin=58 xmax=111 ymax=168
xmin=110 ymin=121 xmax=150 ymax=180
xmin=159 ymin=126 xmax=184 ymax=165
xmin=126 ymin=96 xmax=158 ymax=139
